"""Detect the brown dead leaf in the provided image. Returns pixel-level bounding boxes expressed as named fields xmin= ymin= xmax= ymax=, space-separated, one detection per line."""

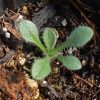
xmin=3 ymin=22 xmax=22 ymax=40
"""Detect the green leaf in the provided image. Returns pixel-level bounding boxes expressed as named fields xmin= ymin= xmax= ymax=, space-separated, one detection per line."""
xmin=43 ymin=28 xmax=58 ymax=51
xmin=31 ymin=57 xmax=51 ymax=80
xmin=58 ymin=55 xmax=82 ymax=70
xmin=18 ymin=20 xmax=46 ymax=52
xmin=18 ymin=20 xmax=39 ymax=44
xmin=64 ymin=26 xmax=93 ymax=47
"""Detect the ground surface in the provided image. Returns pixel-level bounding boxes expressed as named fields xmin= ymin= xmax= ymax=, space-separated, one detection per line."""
xmin=0 ymin=0 xmax=100 ymax=100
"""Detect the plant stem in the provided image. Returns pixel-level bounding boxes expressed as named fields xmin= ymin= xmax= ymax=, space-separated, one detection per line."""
xmin=51 ymin=41 xmax=68 ymax=55
xmin=36 ymin=41 xmax=47 ymax=54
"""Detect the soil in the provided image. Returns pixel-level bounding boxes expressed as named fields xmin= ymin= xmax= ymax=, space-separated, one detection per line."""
xmin=0 ymin=0 xmax=100 ymax=100
xmin=0 ymin=67 xmax=36 ymax=99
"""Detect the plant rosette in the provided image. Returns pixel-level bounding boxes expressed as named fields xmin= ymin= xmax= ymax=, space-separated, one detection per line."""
xmin=18 ymin=20 xmax=93 ymax=80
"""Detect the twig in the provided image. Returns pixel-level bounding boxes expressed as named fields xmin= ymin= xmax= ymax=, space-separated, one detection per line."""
xmin=66 ymin=69 xmax=94 ymax=87
xmin=74 ymin=74 xmax=93 ymax=87
xmin=92 ymin=88 xmax=100 ymax=98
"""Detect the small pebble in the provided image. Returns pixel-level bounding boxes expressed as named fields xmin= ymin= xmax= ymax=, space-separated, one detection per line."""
xmin=43 ymin=81 xmax=47 ymax=84
xmin=61 ymin=19 xmax=67 ymax=26
xmin=26 ymin=78 xmax=38 ymax=88
xmin=25 ymin=76 xmax=39 ymax=99
xmin=17 ymin=15 xmax=23 ymax=21
xmin=67 ymin=48 xmax=73 ymax=54
xmin=19 ymin=57 xmax=26 ymax=65
xmin=5 ymin=32 xmax=10 ymax=38
xmin=3 ymin=27 xmax=7 ymax=32
xmin=56 ymin=62 xmax=59 ymax=65
xmin=82 ymin=60 xmax=87 ymax=66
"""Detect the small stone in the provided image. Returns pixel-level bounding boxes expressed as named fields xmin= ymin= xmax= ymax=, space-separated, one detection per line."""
xmin=3 ymin=27 xmax=7 ymax=32
xmin=56 ymin=62 xmax=59 ymax=65
xmin=25 ymin=76 xmax=39 ymax=99
xmin=47 ymin=92 xmax=50 ymax=95
xmin=61 ymin=19 xmax=67 ymax=26
xmin=5 ymin=32 xmax=10 ymax=38
xmin=82 ymin=60 xmax=87 ymax=66
xmin=27 ymin=78 xmax=38 ymax=88
xmin=43 ymin=81 xmax=47 ymax=84
xmin=19 ymin=57 xmax=26 ymax=65
xmin=67 ymin=48 xmax=73 ymax=54
xmin=17 ymin=15 xmax=23 ymax=21
xmin=19 ymin=15 xmax=23 ymax=19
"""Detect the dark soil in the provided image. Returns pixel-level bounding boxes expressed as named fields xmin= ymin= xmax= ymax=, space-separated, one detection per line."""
xmin=0 ymin=0 xmax=100 ymax=100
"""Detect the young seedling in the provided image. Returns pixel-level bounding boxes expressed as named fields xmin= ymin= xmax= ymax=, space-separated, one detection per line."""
xmin=18 ymin=20 xmax=93 ymax=80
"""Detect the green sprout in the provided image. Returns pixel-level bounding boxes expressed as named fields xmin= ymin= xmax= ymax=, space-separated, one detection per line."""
xmin=18 ymin=20 xmax=93 ymax=80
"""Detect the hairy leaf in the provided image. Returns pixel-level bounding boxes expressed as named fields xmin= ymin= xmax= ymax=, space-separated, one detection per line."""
xmin=31 ymin=57 xmax=51 ymax=80
xmin=67 ymin=26 xmax=93 ymax=47
xmin=43 ymin=28 xmax=58 ymax=51
xmin=63 ymin=26 xmax=93 ymax=48
xmin=18 ymin=20 xmax=46 ymax=52
xmin=58 ymin=55 xmax=82 ymax=70
xmin=18 ymin=20 xmax=39 ymax=43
